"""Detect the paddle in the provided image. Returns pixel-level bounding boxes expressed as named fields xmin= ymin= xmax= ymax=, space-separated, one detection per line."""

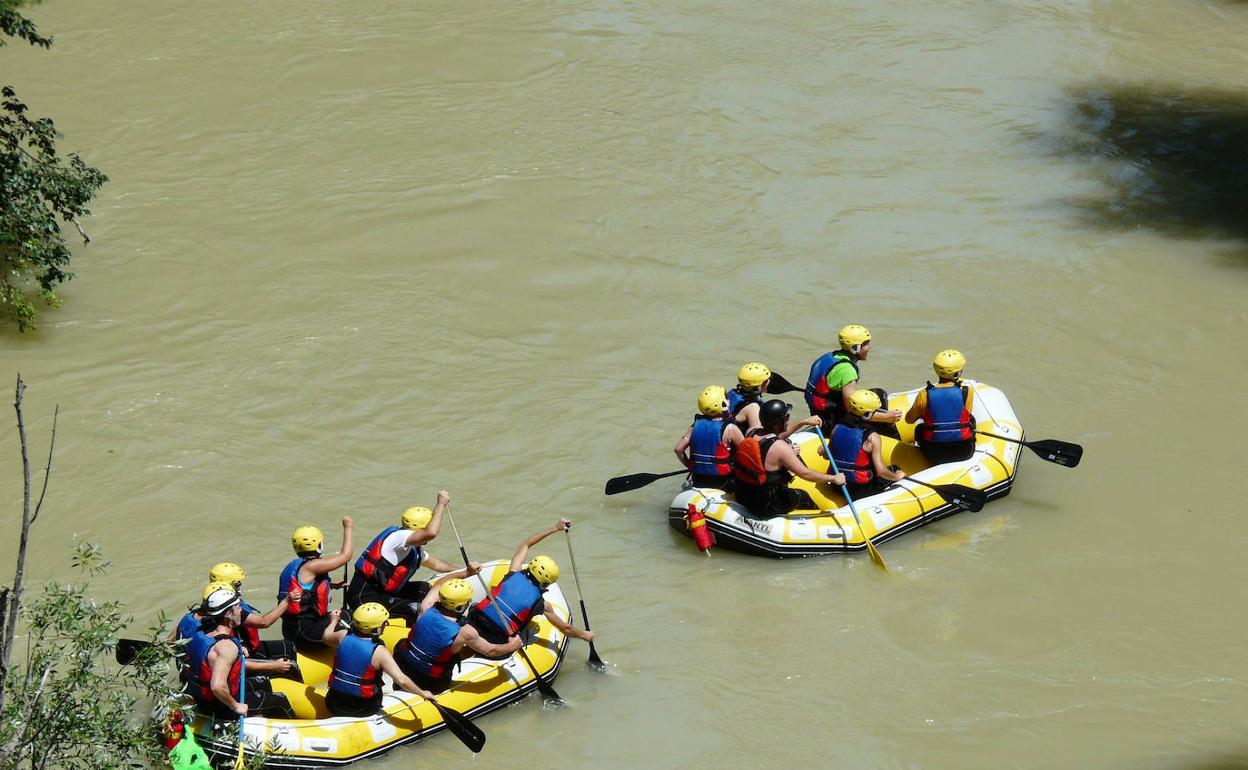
xmin=604 ymin=469 xmax=686 ymax=495
xmin=764 ymin=371 xmax=803 ymax=395
xmin=563 ymin=526 xmax=606 ymax=672
xmin=813 ymin=426 xmax=888 ymax=572
xmin=977 ymin=431 xmax=1083 ymax=468
xmin=233 ymin=653 xmax=247 ymax=770
xmin=444 ymin=507 xmax=564 ymax=706
xmin=897 ymin=477 xmax=986 ymax=513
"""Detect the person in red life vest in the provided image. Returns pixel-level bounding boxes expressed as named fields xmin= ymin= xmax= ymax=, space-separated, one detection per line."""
xmin=187 ymin=588 xmax=294 ymax=720
xmin=395 ymin=577 xmax=522 ymax=693
xmin=468 ymin=519 xmax=595 ymax=646
xmin=804 ymin=324 xmax=903 ymax=435
xmin=346 ymin=490 xmax=476 ymax=620
xmin=731 ymin=400 xmax=844 ymax=518
xmin=322 ymin=603 xmax=437 ymax=717
xmin=727 ymin=362 xmax=771 ymax=435
xmin=278 ymin=517 xmax=354 ymax=650
xmin=674 ymin=385 xmax=746 ymax=490
xmin=830 ymin=389 xmax=907 ymax=499
xmin=904 ymin=349 xmax=977 ymax=464
xmin=207 ymin=561 xmax=296 ymax=662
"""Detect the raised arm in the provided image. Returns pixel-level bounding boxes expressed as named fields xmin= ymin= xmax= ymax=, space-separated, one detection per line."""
xmin=779 ymin=415 xmax=821 ymax=440
xmin=302 ymin=516 xmax=354 ymax=579
xmin=508 ymin=519 xmax=572 ymax=573
xmin=421 ymin=552 xmax=472 ymax=574
xmin=404 ymin=490 xmax=450 ymax=547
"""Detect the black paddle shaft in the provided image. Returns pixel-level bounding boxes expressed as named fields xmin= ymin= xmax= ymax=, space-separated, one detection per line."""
xmin=902 ymin=477 xmax=986 ymax=512
xmin=604 ymin=469 xmax=687 ymax=495
xmin=977 ymin=431 xmax=1083 ymax=468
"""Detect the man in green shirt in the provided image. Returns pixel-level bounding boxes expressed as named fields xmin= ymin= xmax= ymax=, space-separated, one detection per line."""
xmin=803 ymin=324 xmax=902 ymax=434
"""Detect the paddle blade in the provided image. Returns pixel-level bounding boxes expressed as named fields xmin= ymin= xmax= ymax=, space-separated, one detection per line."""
xmin=604 ymin=470 xmax=684 ymax=495
xmin=765 ymin=372 xmax=803 ymax=395
xmin=936 ymin=483 xmax=987 ymax=513
xmin=115 ymin=638 xmax=151 ymax=666
xmin=587 ymin=642 xmax=607 ymax=673
xmin=1028 ymin=439 xmax=1083 ymax=468
xmin=865 ymin=538 xmax=889 ymax=571
xmin=431 ymin=702 xmax=486 ymax=753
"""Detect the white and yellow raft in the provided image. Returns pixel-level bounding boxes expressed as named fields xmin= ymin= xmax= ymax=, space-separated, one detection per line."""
xmin=191 ymin=560 xmax=570 ymax=767
xmin=669 ymin=381 xmax=1024 ymax=557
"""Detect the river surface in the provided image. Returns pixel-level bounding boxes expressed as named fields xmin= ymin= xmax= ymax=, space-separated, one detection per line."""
xmin=3 ymin=1 xmax=1248 ymax=768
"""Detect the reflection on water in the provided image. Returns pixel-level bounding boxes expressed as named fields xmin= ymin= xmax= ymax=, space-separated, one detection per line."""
xmin=1059 ymin=84 xmax=1248 ymax=246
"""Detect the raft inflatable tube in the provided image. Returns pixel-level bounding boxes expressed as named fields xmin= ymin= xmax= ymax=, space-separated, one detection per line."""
xmin=669 ymin=381 xmax=1023 ymax=557
xmin=190 ymin=560 xmax=570 ymax=768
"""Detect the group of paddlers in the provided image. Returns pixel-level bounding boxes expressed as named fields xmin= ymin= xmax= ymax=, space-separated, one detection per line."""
xmin=674 ymin=324 xmax=977 ymax=518
xmin=173 ymin=494 xmax=593 ymax=720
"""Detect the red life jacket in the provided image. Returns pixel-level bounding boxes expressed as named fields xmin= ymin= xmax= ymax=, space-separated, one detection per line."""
xmin=354 ymin=526 xmax=422 ymax=593
xmin=236 ymin=601 xmax=261 ymax=655
xmin=919 ymin=382 xmax=974 ymax=443
xmin=195 ymin=633 xmax=242 ymax=705
xmin=732 ymin=435 xmax=790 ymax=489
xmin=830 ymin=424 xmax=874 ymax=485
xmin=278 ymin=558 xmax=330 ymax=618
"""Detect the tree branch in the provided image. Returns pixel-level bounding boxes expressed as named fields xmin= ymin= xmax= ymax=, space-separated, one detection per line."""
xmin=0 ymin=373 xmax=31 ymax=717
xmin=30 ymin=404 xmax=57 ymax=526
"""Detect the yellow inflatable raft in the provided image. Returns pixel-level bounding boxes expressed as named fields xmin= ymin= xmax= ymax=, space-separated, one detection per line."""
xmin=669 ymin=381 xmax=1024 ymax=557
xmin=190 ymin=560 xmax=570 ymax=767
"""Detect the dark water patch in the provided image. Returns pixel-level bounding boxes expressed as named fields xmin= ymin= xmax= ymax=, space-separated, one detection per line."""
xmin=1055 ymin=84 xmax=1248 ymax=245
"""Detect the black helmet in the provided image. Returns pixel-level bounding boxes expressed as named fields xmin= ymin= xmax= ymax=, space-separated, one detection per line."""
xmin=759 ymin=399 xmax=792 ymax=429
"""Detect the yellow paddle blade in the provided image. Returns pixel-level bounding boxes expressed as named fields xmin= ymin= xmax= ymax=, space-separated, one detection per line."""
xmin=865 ymin=538 xmax=889 ymax=572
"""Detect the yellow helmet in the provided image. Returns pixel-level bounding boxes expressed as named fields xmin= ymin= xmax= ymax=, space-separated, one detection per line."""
xmin=932 ymin=349 xmax=967 ymax=379
xmin=438 ymin=579 xmax=474 ymax=612
xmin=736 ymin=362 xmax=771 ymax=389
xmin=291 ymin=525 xmax=324 ymax=555
xmin=838 ymin=325 xmax=872 ymax=352
xmin=208 ymin=562 xmax=245 ymax=587
xmin=527 ymin=555 xmax=560 ymax=586
xmin=401 ymin=506 xmax=433 ymax=530
xmin=202 ymin=580 xmax=235 ymax=601
xmin=697 ymin=386 xmax=728 ymax=417
xmin=846 ymin=388 xmax=882 ymax=418
xmin=352 ymin=602 xmax=390 ymax=635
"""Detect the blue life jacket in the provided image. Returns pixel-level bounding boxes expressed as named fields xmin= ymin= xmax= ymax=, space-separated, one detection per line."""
xmin=689 ymin=415 xmax=732 ymax=478
xmin=278 ymin=557 xmax=330 ymax=618
xmin=354 ymin=526 xmax=422 ymax=592
xmin=176 ymin=610 xmax=200 ymax=641
xmin=187 ymin=631 xmax=242 ymax=705
xmin=727 ymin=388 xmax=760 ymax=420
xmin=830 ymin=424 xmax=873 ymax=485
xmin=398 ymin=608 xmax=464 ymax=681
xmin=476 ymin=572 xmax=545 ymax=636
xmin=329 ymin=633 xmax=382 ymax=700
xmin=921 ymin=383 xmax=974 ymax=443
xmin=805 ymin=352 xmax=858 ymax=417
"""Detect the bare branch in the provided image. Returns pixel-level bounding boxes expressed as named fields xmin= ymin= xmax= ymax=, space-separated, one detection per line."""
xmin=70 ymin=218 xmax=90 ymax=244
xmin=0 ymin=373 xmax=32 ymax=716
xmin=30 ymin=404 xmax=58 ymax=526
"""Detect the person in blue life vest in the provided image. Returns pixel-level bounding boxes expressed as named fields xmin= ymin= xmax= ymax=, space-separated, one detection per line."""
xmin=323 ymin=603 xmax=438 ymax=718
xmin=805 ymin=324 xmax=903 ymax=435
xmin=277 ymin=516 xmax=354 ymax=650
xmin=187 ymin=588 xmax=295 ymax=720
xmin=727 ymin=362 xmax=771 ymax=435
xmin=205 ymin=562 xmax=296 ymax=661
xmin=173 ymin=580 xmax=235 ymax=688
xmin=395 ymin=577 xmax=523 ymax=693
xmin=674 ymin=386 xmax=746 ymax=490
xmin=731 ymin=399 xmax=845 ymax=518
xmin=345 ymin=490 xmax=477 ymax=619
xmin=905 ymin=349 xmax=977 ymax=464
xmin=829 ymin=389 xmax=907 ymax=500
xmin=468 ymin=519 xmax=595 ymax=646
